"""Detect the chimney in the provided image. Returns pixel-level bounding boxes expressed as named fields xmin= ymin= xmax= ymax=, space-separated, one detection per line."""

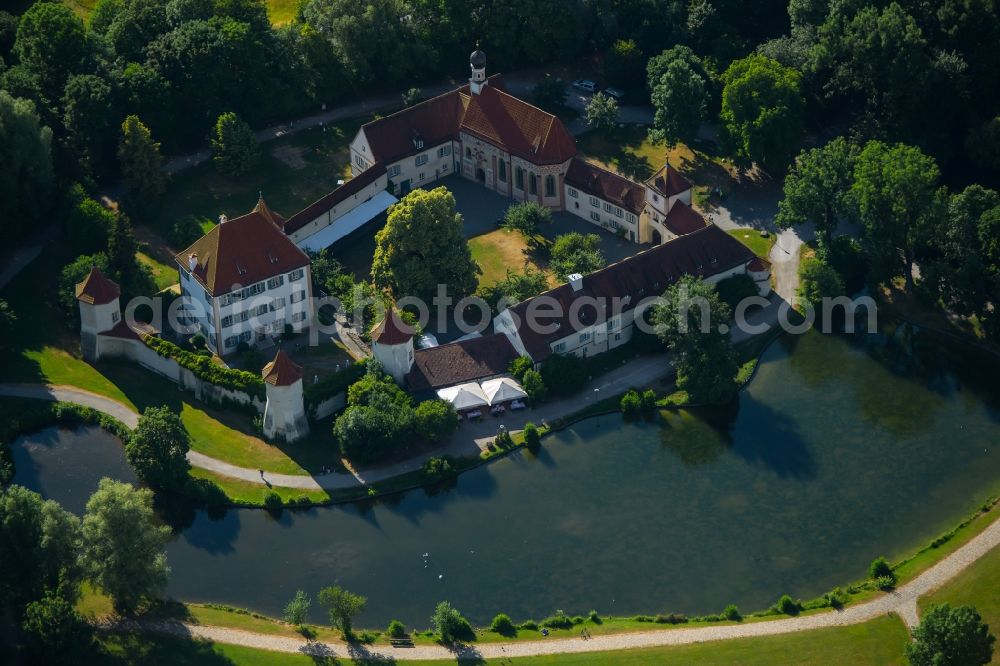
xmin=568 ymin=273 xmax=584 ymax=292
xmin=188 ymin=254 xmax=197 ymax=272
xmin=219 ymin=213 xmax=228 ymax=224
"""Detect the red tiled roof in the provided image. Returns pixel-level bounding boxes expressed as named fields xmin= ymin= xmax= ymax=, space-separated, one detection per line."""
xmin=282 ymin=163 xmax=387 ymax=235
xmin=99 ymin=320 xmax=141 ymax=340
xmin=253 ymin=194 xmax=285 ymax=228
xmin=262 ymin=350 xmax=303 ymax=386
xmin=176 ymin=208 xmax=310 ymax=297
xmin=647 ymin=164 xmax=692 ymax=198
xmin=663 ymin=201 xmax=709 ymax=236
xmin=406 ymin=334 xmax=518 ymax=391
xmin=506 ymin=224 xmax=755 ymax=361
xmin=748 ymin=256 xmax=771 ymax=272
xmin=460 ymin=85 xmax=577 ymax=165
xmin=358 ymin=75 xmax=576 ymax=167
xmin=371 ymin=310 xmax=414 ymax=345
xmin=75 ymin=266 xmax=120 ymax=305
xmin=565 ymin=158 xmax=645 ymax=215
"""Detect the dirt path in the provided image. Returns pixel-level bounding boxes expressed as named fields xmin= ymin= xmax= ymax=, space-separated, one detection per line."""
xmin=131 ymin=510 xmax=1000 ymax=660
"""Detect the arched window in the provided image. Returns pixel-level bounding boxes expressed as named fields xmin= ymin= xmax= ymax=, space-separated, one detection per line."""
xmin=515 ymin=166 xmax=524 ymax=189
xmin=544 ymin=174 xmax=556 ymax=197
xmin=498 ymin=160 xmax=507 ymax=182
xmin=529 ymin=173 xmax=538 ymax=195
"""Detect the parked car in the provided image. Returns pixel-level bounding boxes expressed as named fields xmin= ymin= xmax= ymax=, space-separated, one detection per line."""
xmin=603 ymin=87 xmax=625 ymax=101
xmin=572 ymin=79 xmax=597 ymax=93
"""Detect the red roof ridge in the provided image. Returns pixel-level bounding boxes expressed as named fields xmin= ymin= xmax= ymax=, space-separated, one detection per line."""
xmin=262 ymin=350 xmax=304 ymax=386
xmin=371 ymin=310 xmax=414 ymax=345
xmin=75 ymin=266 xmax=120 ymax=305
xmin=283 ymin=163 xmax=387 ymax=234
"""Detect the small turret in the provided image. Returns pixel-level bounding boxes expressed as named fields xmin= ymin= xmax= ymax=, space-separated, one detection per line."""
xmin=469 ymin=44 xmax=487 ymax=94
xmin=75 ymin=266 xmax=123 ymax=362
xmin=370 ymin=310 xmax=415 ymax=384
xmin=261 ymin=350 xmax=309 ymax=443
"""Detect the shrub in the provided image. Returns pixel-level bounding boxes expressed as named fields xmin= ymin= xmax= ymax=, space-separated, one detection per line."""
xmin=358 ymin=631 xmax=377 ymax=644
xmin=490 ymin=613 xmax=516 ymax=635
xmin=387 ymin=619 xmax=407 ymax=638
xmin=641 ymin=389 xmax=657 ymax=412
xmin=868 ymin=556 xmax=895 ymax=582
xmin=263 ymin=490 xmax=282 ymax=511
xmin=144 ymin=336 xmax=265 ymax=399
xmin=715 ymin=274 xmax=760 ymax=312
xmin=540 ymin=611 xmax=573 ymax=629
xmin=422 ymin=456 xmax=455 ymax=481
xmin=509 ymin=355 xmax=534 ymax=382
xmin=303 ymin=363 xmax=366 ymax=410
xmin=798 ymin=255 xmax=844 ymax=310
xmin=654 ymin=613 xmax=687 ymax=624
xmin=414 ymin=400 xmax=458 ymax=443
xmin=522 ymin=369 xmax=547 ymax=403
xmin=539 ymin=353 xmax=589 ymax=396
xmin=620 ymin=389 xmax=642 ymax=418
xmin=502 ymin=201 xmax=552 ymax=236
xmin=523 ymin=422 xmax=540 ymax=450
xmin=824 ymin=587 xmax=849 ymax=609
xmin=873 ymin=575 xmax=896 ymax=591
xmin=588 ymin=610 xmax=601 ymax=624
xmin=493 ymin=429 xmax=513 ymax=448
xmin=775 ymin=594 xmax=799 ymax=615
xmin=518 ymin=620 xmax=538 ymax=631
xmin=722 ymin=604 xmax=742 ymax=621
xmin=431 ymin=601 xmax=474 ymax=643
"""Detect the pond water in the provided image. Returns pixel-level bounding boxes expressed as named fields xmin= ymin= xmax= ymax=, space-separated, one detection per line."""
xmin=11 ymin=326 xmax=1000 ymax=627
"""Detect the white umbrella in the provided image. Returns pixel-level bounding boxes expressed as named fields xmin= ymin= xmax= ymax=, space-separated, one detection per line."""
xmin=437 ymin=382 xmax=489 ymax=410
xmin=481 ymin=377 xmax=528 ymax=405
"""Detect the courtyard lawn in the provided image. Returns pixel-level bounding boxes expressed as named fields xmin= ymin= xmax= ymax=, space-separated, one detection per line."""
xmin=576 ymin=125 xmax=740 ymax=211
xmin=146 ymin=121 xmax=360 ymax=243
xmin=727 ymin=228 xmax=776 ymax=259
xmin=468 ymin=229 xmax=554 ymax=288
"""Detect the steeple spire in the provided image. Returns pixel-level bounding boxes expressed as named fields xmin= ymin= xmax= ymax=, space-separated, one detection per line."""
xmin=469 ymin=43 xmax=488 ymax=95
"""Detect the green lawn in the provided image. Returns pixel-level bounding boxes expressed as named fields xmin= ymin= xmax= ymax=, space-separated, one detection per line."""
xmin=468 ymin=229 xmax=554 ymax=288
xmin=62 ymin=0 xmax=298 ymax=24
xmin=727 ymin=228 xmax=776 ymax=259
xmin=147 ymin=122 xmax=359 ymax=244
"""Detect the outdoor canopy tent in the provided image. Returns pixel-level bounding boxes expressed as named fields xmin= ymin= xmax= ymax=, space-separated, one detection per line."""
xmin=480 ymin=377 xmax=528 ymax=404
xmin=436 ymin=382 xmax=490 ymax=410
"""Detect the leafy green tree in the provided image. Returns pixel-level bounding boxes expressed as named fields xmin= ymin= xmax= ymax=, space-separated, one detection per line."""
xmin=0 ymin=91 xmax=54 ymax=243
xmin=647 ymin=46 xmax=709 ymax=147
xmin=62 ymin=74 xmax=118 ymax=179
xmin=283 ymin=590 xmax=311 ymax=626
xmin=490 ymin=612 xmax=516 ymax=635
xmin=317 ymin=585 xmax=366 ymax=638
xmin=481 ymin=268 xmax=548 ymax=311
xmin=127 ymin=406 xmax=191 ymax=489
xmin=851 ymin=141 xmax=945 ymax=290
xmin=720 ymin=54 xmax=805 ymax=171
xmin=62 ymin=185 xmax=116 ymax=256
xmin=604 ymin=38 xmax=644 ymax=91
xmin=414 ymin=400 xmax=458 ymax=442
xmin=532 ymin=74 xmax=567 ymax=112
xmin=107 ymin=210 xmax=150 ymax=297
xmin=98 ymin=0 xmax=169 ymax=63
xmin=0 ymin=486 xmax=82 ymax=613
xmin=502 ymin=201 xmax=552 ymax=236
xmin=80 ymin=479 xmax=170 ymax=615
xmin=59 ymin=253 xmax=110 ymax=316
xmin=387 ymin=619 xmax=407 ymax=638
xmin=586 ymin=92 xmax=619 ymax=131
xmin=797 ymin=256 xmax=844 ymax=310
xmin=431 ymin=600 xmax=473 ymax=643
xmin=907 ymin=603 xmax=995 ymax=666
xmin=118 ymin=115 xmax=166 ymax=199
xmin=776 ymin=137 xmax=858 ymax=254
xmin=402 ymin=87 xmax=423 ymax=107
xmin=12 ymin=2 xmax=89 ymax=101
xmin=372 ymin=186 xmax=479 ymax=302
xmin=21 ymin=592 xmax=94 ymax=665
xmin=868 ymin=556 xmax=894 ymax=581
xmin=521 ymin=369 xmax=546 ymax=403
xmin=522 ymin=422 xmax=540 ymax=449
xmin=652 ymin=275 xmax=739 ymax=404
xmin=212 ymin=111 xmax=260 ymax=175
xmin=508 ymin=356 xmax=533 ymax=382
xmin=550 ymin=232 xmax=606 ymax=281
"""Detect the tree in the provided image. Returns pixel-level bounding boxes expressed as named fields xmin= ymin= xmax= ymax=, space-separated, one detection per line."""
xmin=317 ymin=585 xmax=366 ymax=638
xmin=907 ymin=603 xmax=995 ymax=666
xmin=652 ymin=275 xmax=739 ymax=403
xmin=21 ymin=593 xmax=94 ymax=665
xmin=965 ymin=116 xmax=1000 ymax=171
xmin=414 ymin=400 xmax=458 ymax=442
xmin=431 ymin=600 xmax=473 ymax=643
xmin=80 ymin=479 xmax=170 ymax=615
xmin=372 ymin=186 xmax=479 ymax=302
xmin=852 ymin=141 xmax=945 ymax=290
xmin=586 ymin=92 xmax=619 ymax=131
xmin=481 ymin=268 xmax=548 ymax=311
xmin=127 ymin=406 xmax=192 ymax=489
xmin=490 ymin=612 xmax=516 ymax=635
xmin=0 ymin=91 xmax=54 ymax=243
xmin=118 ymin=115 xmax=165 ymax=199
xmin=387 ymin=619 xmax=407 ymax=638
xmin=62 ymin=73 xmax=118 ymax=179
xmin=107 ymin=210 xmax=149 ymax=297
xmin=283 ymin=590 xmax=311 ymax=626
xmin=12 ymin=2 xmax=89 ymax=101
xmin=604 ymin=39 xmax=644 ymax=91
xmin=532 ymin=74 xmax=567 ymax=113
xmin=775 ymin=137 xmax=858 ymax=254
xmin=550 ymin=232 xmax=606 ymax=281
xmin=720 ymin=54 xmax=805 ymax=171
xmin=647 ymin=46 xmax=709 ymax=147
xmin=521 ymin=369 xmax=546 ymax=403
xmin=0 ymin=486 xmax=82 ymax=613
xmin=797 ymin=256 xmax=844 ymax=310
xmin=502 ymin=201 xmax=551 ymax=236
xmin=211 ymin=111 xmax=260 ymax=175
xmin=402 ymin=87 xmax=423 ymax=107
xmin=63 ymin=186 xmax=116 ymax=255
xmin=59 ymin=253 xmax=109 ymax=317
xmin=868 ymin=556 xmax=894 ymax=581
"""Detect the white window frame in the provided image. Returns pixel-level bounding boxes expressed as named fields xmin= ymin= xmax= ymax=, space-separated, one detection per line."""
xmin=590 ymin=196 xmax=599 ymax=208
xmin=288 ymin=269 xmax=304 ymax=282
xmin=415 ymin=154 xmax=428 ymax=167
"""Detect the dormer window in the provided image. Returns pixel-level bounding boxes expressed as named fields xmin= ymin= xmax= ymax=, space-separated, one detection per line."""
xmin=235 ymin=262 xmax=247 ymax=276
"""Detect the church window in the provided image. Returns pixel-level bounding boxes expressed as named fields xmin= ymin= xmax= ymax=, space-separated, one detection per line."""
xmin=529 ymin=173 xmax=537 ymax=195
xmin=498 ymin=160 xmax=507 ymax=181
xmin=515 ymin=167 xmax=524 ymax=189
xmin=545 ymin=175 xmax=556 ymax=197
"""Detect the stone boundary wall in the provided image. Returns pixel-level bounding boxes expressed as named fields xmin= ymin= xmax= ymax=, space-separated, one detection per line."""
xmin=312 ymin=392 xmax=347 ymax=421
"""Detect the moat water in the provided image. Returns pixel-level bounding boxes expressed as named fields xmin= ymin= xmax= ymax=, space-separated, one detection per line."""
xmin=12 ymin=324 xmax=1000 ymax=626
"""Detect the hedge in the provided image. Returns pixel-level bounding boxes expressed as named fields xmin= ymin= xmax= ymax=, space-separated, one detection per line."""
xmin=303 ymin=363 xmax=366 ymax=409
xmin=144 ymin=336 xmax=265 ymax=400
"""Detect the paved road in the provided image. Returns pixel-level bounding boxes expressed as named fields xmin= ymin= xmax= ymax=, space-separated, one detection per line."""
xmin=132 ymin=508 xmax=1000 ymax=660
xmin=0 ymin=384 xmax=140 ymax=428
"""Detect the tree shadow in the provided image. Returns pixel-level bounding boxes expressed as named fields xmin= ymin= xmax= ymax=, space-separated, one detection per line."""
xmin=728 ymin=394 xmax=816 ymax=479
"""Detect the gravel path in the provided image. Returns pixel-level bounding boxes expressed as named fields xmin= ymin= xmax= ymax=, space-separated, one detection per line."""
xmin=0 ymin=384 xmax=140 ymax=429
xmin=131 ymin=511 xmax=1000 ymax=660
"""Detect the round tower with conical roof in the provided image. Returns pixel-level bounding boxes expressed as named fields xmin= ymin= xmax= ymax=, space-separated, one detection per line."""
xmin=75 ymin=266 xmax=123 ymax=362
xmin=261 ymin=350 xmax=309 ymax=443
xmin=370 ymin=311 xmax=414 ymax=384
